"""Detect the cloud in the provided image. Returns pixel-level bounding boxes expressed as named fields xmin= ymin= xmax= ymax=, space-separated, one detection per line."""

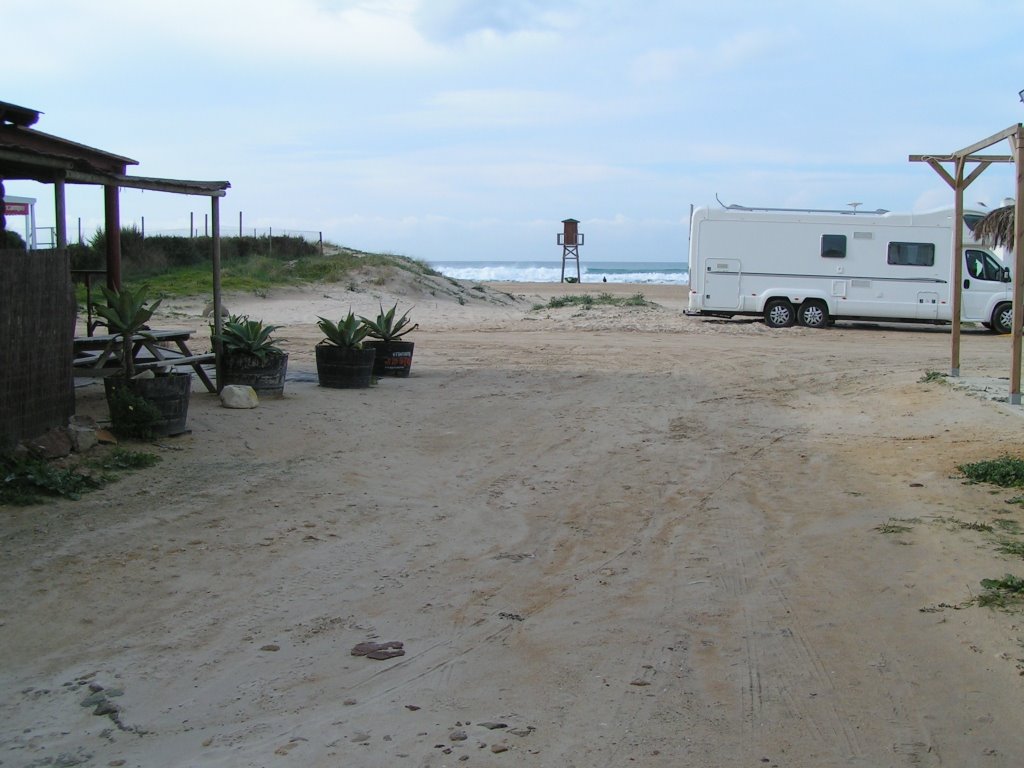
xmin=412 ymin=0 xmax=578 ymax=41
xmin=2 ymin=0 xmax=442 ymax=77
xmin=630 ymin=26 xmax=796 ymax=84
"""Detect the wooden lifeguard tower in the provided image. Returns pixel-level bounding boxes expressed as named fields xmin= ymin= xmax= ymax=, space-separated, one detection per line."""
xmin=557 ymin=218 xmax=584 ymax=282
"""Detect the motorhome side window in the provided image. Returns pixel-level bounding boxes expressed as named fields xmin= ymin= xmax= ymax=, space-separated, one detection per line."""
xmin=887 ymin=242 xmax=935 ymax=267
xmin=821 ymin=234 xmax=846 ymax=258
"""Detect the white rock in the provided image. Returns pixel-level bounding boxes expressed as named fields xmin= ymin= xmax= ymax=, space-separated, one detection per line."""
xmin=220 ymin=385 xmax=259 ymax=409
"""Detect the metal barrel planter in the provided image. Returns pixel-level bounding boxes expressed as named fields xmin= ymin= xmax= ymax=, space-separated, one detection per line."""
xmin=316 ymin=344 xmax=376 ymax=388
xmin=366 ymin=340 xmax=414 ymax=377
xmin=220 ymin=351 xmax=289 ymax=398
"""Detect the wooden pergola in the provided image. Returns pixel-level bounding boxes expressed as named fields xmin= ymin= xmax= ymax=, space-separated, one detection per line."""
xmin=0 ymin=100 xmax=231 ymax=344
xmin=910 ymin=123 xmax=1024 ymax=404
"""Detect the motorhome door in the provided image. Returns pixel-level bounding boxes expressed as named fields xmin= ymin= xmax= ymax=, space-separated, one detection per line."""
xmin=961 ymin=249 xmax=1007 ymax=321
xmin=702 ymin=259 xmax=741 ymax=310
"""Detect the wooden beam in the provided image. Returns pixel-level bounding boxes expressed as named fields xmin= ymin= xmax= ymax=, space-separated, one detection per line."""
xmin=65 ymin=170 xmax=229 ymax=196
xmin=926 ymin=159 xmax=956 ymax=189
xmin=909 ymin=154 xmax=1013 ymax=163
xmin=952 ymin=124 xmax=1021 ymax=159
xmin=963 ymin=161 xmax=992 ymax=188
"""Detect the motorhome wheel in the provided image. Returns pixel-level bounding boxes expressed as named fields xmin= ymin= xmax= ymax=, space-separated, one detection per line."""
xmin=797 ymin=301 xmax=829 ymax=329
xmin=991 ymin=302 xmax=1013 ymax=334
xmin=764 ymin=299 xmax=796 ymax=328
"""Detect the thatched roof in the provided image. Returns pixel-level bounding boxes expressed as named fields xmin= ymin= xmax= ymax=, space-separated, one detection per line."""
xmin=972 ymin=204 xmax=1015 ymax=250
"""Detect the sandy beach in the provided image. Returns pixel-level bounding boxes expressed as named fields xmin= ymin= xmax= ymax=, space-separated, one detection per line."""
xmin=3 ymin=275 xmax=1024 ymax=767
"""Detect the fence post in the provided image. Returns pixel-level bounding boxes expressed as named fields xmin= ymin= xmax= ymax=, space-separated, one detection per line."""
xmin=190 ymin=212 xmax=194 ymax=239
xmin=238 ymin=211 xmax=242 ymax=239
xmin=319 ymin=231 xmax=323 ymax=256
xmin=269 ymin=226 xmax=272 ymax=259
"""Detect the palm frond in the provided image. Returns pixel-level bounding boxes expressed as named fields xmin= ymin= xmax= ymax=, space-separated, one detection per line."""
xmin=972 ymin=205 xmax=1016 ymax=250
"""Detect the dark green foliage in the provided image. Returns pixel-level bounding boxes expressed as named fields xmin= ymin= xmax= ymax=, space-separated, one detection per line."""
xmin=977 ymin=574 xmax=1024 ymax=607
xmin=1 ymin=449 xmax=160 ymax=506
xmin=1 ymin=454 xmax=103 ymax=505
xmin=107 ymin=386 xmax=162 ymax=439
xmin=361 ymin=303 xmax=418 ymax=342
xmin=68 ymin=242 xmax=100 ymax=270
xmin=317 ymin=312 xmax=370 ymax=348
xmin=1 ymin=229 xmax=26 ymax=250
xmin=90 ymin=286 xmax=161 ymax=378
xmin=214 ymin=315 xmax=284 ymax=361
xmin=959 ymin=456 xmax=1024 ymax=487
xmin=99 ymin=447 xmax=160 ymax=471
xmin=84 ymin=227 xmax=319 ymax=277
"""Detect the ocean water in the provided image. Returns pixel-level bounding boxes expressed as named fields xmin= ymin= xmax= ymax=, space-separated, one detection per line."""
xmin=429 ymin=260 xmax=689 ymax=285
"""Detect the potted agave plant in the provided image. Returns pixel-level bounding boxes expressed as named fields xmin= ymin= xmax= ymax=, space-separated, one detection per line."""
xmin=91 ymin=285 xmax=191 ymax=438
xmin=315 ymin=311 xmax=376 ymax=388
xmin=361 ymin=302 xmax=418 ymax=377
xmin=213 ymin=314 xmax=289 ymax=397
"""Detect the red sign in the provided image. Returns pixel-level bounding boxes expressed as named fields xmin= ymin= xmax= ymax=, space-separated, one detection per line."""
xmin=4 ymin=202 xmax=29 ymax=216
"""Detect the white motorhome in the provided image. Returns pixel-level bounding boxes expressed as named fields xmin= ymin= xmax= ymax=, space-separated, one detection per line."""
xmin=686 ymin=204 xmax=1013 ymax=331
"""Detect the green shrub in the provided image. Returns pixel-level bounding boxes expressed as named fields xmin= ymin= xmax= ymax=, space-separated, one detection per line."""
xmin=959 ymin=456 xmax=1024 ymax=487
xmin=107 ymin=385 xmax=163 ymax=439
xmin=1 ymin=449 xmax=159 ymax=506
xmin=1 ymin=229 xmax=27 ymax=250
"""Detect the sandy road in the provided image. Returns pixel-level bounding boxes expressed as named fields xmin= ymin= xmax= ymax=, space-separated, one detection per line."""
xmin=2 ymin=294 xmax=1024 ymax=767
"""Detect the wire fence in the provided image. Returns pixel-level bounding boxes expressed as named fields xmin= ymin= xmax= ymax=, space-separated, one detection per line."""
xmin=63 ymin=215 xmax=325 ymax=255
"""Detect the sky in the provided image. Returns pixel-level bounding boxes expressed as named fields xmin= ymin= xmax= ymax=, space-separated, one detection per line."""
xmin=4 ymin=0 xmax=1024 ymax=262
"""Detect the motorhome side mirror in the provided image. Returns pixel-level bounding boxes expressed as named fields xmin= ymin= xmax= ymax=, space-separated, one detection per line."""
xmin=1004 ymin=267 xmax=1012 ymax=283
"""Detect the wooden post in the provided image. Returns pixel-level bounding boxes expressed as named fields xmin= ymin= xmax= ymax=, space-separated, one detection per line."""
xmin=212 ymin=195 xmax=224 ymax=391
xmin=104 ymin=185 xmax=121 ymax=290
xmin=1011 ymin=127 xmax=1024 ymax=404
xmin=951 ymin=157 xmax=965 ymax=377
xmin=54 ymin=178 xmax=67 ymax=249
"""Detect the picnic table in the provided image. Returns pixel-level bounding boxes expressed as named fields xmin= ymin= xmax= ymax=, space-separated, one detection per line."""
xmin=73 ymin=329 xmax=217 ymax=392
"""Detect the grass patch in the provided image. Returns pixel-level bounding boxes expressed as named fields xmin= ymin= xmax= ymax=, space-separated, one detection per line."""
xmin=977 ymin=574 xmax=1024 ymax=608
xmin=875 ymin=519 xmax=913 ymax=534
xmin=997 ymin=541 xmax=1024 ymax=558
xmin=98 ymin=447 xmax=161 ymax=471
xmin=959 ymin=456 xmax=1024 ymax=487
xmin=77 ymin=248 xmax=443 ymax=301
xmin=994 ymin=518 xmax=1022 ymax=533
xmin=919 ymin=370 xmax=947 ymax=384
xmin=942 ymin=516 xmax=995 ymax=533
xmin=1 ymin=448 xmax=160 ymax=506
xmin=538 ymin=292 xmax=653 ymax=310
